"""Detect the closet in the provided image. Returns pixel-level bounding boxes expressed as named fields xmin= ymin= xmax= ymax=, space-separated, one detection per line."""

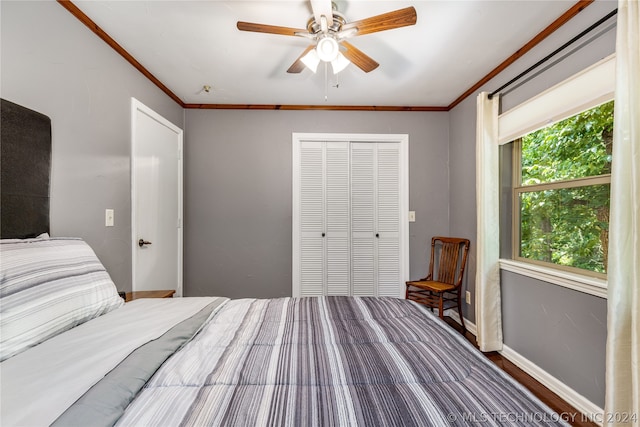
xmin=292 ymin=133 xmax=409 ymax=298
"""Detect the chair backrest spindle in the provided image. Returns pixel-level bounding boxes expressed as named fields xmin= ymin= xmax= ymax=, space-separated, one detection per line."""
xmin=428 ymin=237 xmax=470 ymax=287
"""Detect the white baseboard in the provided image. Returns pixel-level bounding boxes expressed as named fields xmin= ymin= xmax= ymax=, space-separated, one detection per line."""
xmin=444 ymin=311 xmax=603 ymax=425
xmin=500 ymin=345 xmax=604 ymax=426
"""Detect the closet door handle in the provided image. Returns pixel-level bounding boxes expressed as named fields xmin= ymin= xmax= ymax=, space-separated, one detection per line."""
xmin=322 ymin=232 xmax=326 ymax=237
xmin=375 ymin=233 xmax=379 ymax=238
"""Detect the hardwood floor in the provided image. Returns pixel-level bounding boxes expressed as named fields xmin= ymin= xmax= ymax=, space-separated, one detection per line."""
xmin=443 ymin=317 xmax=598 ymax=427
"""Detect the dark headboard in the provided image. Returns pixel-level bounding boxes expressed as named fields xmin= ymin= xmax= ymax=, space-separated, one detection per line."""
xmin=1 ymin=99 xmax=52 ymax=239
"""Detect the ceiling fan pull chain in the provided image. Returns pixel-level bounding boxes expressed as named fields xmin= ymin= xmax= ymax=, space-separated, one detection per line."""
xmin=324 ymin=62 xmax=329 ymax=101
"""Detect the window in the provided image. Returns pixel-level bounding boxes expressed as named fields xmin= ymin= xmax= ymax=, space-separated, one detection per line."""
xmin=513 ymin=100 xmax=614 ymax=277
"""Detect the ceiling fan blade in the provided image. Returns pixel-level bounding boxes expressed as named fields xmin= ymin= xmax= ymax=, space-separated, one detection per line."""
xmin=287 ymin=45 xmax=315 ymax=73
xmin=310 ymin=0 xmax=333 ymax=27
xmin=341 ymin=41 xmax=379 ymax=73
xmin=342 ymin=6 xmax=417 ymax=36
xmin=237 ymin=21 xmax=307 ymax=37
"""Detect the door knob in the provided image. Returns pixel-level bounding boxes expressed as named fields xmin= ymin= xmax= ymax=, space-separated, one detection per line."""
xmin=138 ymin=239 xmax=152 ymax=247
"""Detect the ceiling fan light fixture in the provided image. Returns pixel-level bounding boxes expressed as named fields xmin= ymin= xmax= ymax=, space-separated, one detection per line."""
xmin=316 ymin=36 xmax=339 ymax=62
xmin=238 ymin=5 xmax=418 ymax=75
xmin=331 ymin=52 xmax=350 ymax=74
xmin=301 ymin=48 xmax=320 ymax=73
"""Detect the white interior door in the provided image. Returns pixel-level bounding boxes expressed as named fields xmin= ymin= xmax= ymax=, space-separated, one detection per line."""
xmin=374 ymin=143 xmax=401 ymax=297
xmin=299 ymin=140 xmax=324 ymax=296
xmin=350 ymin=142 xmax=401 ymax=297
xmin=293 ymin=133 xmax=409 ymax=298
xmin=350 ymin=142 xmax=376 ymax=296
xmin=325 ymin=142 xmax=351 ymax=296
xmin=131 ymin=99 xmax=183 ymax=296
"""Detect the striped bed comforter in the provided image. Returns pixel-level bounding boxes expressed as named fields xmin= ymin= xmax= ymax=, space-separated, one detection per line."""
xmin=115 ymin=296 xmax=567 ymax=426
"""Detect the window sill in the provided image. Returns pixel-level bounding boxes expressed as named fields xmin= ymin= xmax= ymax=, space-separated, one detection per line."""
xmin=499 ymin=259 xmax=607 ymax=299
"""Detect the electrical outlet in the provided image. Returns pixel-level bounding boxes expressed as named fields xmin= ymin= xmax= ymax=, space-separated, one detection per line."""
xmin=105 ymin=209 xmax=114 ymax=227
xmin=465 ymin=291 xmax=471 ymax=305
xmin=408 ymin=211 xmax=416 ymax=222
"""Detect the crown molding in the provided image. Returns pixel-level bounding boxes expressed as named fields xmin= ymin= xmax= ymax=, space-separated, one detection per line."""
xmin=57 ymin=0 xmax=593 ymax=112
xmin=182 ymin=104 xmax=448 ymax=111
xmin=446 ymin=0 xmax=594 ymax=110
xmin=56 ymin=0 xmax=185 ymax=108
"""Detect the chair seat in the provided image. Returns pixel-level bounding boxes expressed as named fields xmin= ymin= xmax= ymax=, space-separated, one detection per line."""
xmin=406 ymin=280 xmax=456 ymax=293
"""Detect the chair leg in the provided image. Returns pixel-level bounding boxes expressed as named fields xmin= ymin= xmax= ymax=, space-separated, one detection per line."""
xmin=438 ymin=293 xmax=444 ymax=319
xmin=457 ymin=292 xmax=467 ymax=335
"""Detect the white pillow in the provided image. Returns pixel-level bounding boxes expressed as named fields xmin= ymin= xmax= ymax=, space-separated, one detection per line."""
xmin=0 ymin=238 xmax=124 ymax=361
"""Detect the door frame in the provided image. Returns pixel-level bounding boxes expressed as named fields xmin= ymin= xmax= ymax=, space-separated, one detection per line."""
xmin=130 ymin=98 xmax=184 ymax=296
xmin=292 ymin=132 xmax=410 ymax=298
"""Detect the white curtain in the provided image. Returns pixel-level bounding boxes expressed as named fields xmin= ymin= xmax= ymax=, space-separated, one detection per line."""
xmin=605 ymin=0 xmax=640 ymax=424
xmin=475 ymin=92 xmax=503 ymax=352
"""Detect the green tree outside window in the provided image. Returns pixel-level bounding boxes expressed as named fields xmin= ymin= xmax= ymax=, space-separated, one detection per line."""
xmin=516 ymin=100 xmax=614 ymax=275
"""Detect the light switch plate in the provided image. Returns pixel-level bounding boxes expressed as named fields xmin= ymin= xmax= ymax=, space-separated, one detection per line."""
xmin=465 ymin=291 xmax=471 ymax=304
xmin=408 ymin=211 xmax=416 ymax=222
xmin=105 ymin=209 xmax=114 ymax=227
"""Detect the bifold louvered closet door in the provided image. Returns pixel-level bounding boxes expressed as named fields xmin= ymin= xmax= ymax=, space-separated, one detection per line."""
xmin=293 ymin=134 xmax=408 ymax=298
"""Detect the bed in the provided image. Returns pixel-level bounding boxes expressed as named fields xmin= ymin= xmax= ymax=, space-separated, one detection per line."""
xmin=0 ymin=100 xmax=569 ymax=426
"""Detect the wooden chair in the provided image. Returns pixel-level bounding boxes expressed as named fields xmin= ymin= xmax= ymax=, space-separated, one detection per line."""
xmin=406 ymin=237 xmax=471 ymax=334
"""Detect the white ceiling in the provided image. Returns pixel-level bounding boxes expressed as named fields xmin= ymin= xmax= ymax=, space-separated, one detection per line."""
xmin=71 ymin=1 xmax=605 ymax=106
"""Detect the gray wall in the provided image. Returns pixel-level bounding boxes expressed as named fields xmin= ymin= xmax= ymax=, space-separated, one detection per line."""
xmin=184 ymin=110 xmax=450 ymax=298
xmin=501 ymin=271 xmax=607 ymax=406
xmin=1 ymin=0 xmax=184 ymax=292
xmin=448 ymin=0 xmax=616 ymax=408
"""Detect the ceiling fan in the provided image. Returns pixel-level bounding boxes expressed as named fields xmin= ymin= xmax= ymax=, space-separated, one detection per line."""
xmin=237 ymin=1 xmax=417 ymax=74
